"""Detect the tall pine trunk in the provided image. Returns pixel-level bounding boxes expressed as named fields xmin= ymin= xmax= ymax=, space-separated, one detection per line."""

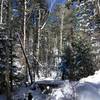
xmin=5 ymin=0 xmax=12 ymax=99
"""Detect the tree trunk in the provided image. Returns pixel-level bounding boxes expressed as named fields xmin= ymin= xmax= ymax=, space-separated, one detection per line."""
xmin=97 ymin=0 xmax=100 ymax=15
xmin=17 ymin=33 xmax=33 ymax=84
xmin=35 ymin=9 xmax=41 ymax=78
xmin=24 ymin=0 xmax=27 ymax=49
xmin=60 ymin=5 xmax=64 ymax=55
xmin=9 ymin=25 xmax=13 ymax=92
xmin=95 ymin=0 xmax=100 ymax=16
xmin=5 ymin=0 xmax=12 ymax=99
xmin=4 ymin=42 xmax=11 ymax=100
xmin=23 ymin=0 xmax=28 ymax=82
xmin=0 ymin=0 xmax=3 ymax=23
xmin=45 ymin=47 xmax=48 ymax=77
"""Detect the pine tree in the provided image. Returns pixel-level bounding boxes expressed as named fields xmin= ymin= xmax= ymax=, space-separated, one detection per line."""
xmin=73 ymin=0 xmax=95 ymax=34
xmin=59 ymin=33 xmax=96 ymax=81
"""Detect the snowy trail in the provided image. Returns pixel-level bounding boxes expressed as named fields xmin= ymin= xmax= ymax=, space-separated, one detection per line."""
xmin=76 ymin=82 xmax=100 ymax=100
xmin=76 ymin=70 xmax=100 ymax=100
xmin=51 ymin=70 xmax=100 ymax=100
xmin=9 ymin=70 xmax=100 ymax=100
xmin=13 ymin=86 xmax=48 ymax=100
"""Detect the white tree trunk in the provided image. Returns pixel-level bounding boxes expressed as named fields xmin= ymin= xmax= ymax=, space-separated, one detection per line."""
xmin=60 ymin=5 xmax=64 ymax=55
xmin=36 ymin=9 xmax=41 ymax=60
xmin=24 ymin=0 xmax=27 ymax=49
xmin=23 ymin=0 xmax=28 ymax=82
xmin=54 ymin=36 xmax=58 ymax=67
xmin=97 ymin=0 xmax=100 ymax=15
xmin=45 ymin=47 xmax=48 ymax=77
xmin=94 ymin=0 xmax=100 ymax=16
xmin=35 ymin=9 xmax=41 ymax=78
xmin=0 ymin=0 xmax=3 ymax=23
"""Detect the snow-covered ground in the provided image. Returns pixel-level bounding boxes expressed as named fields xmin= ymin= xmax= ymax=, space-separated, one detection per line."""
xmin=1 ymin=70 xmax=100 ymax=100
xmin=77 ymin=70 xmax=100 ymax=100
xmin=12 ymin=86 xmax=47 ymax=100
xmin=51 ymin=70 xmax=100 ymax=100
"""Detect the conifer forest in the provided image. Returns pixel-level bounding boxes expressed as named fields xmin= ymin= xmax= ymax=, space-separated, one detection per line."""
xmin=0 ymin=0 xmax=100 ymax=100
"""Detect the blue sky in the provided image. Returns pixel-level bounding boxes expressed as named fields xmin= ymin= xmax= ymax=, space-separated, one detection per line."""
xmin=48 ymin=0 xmax=67 ymax=12
xmin=12 ymin=0 xmax=67 ymax=16
xmin=48 ymin=0 xmax=79 ymax=12
xmin=12 ymin=0 xmax=67 ymax=12
xmin=12 ymin=0 xmax=78 ymax=17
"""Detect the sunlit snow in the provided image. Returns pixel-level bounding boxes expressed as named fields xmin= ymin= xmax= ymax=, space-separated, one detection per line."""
xmin=8 ymin=70 xmax=100 ymax=100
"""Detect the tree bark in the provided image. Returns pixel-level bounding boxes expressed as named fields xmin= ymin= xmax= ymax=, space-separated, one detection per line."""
xmin=60 ymin=5 xmax=64 ymax=55
xmin=98 ymin=0 xmax=100 ymax=15
xmin=24 ymin=0 xmax=27 ymax=49
xmin=23 ymin=0 xmax=28 ymax=82
xmin=96 ymin=0 xmax=100 ymax=16
xmin=0 ymin=0 xmax=3 ymax=23
xmin=17 ymin=33 xmax=33 ymax=84
xmin=5 ymin=0 xmax=12 ymax=99
xmin=4 ymin=42 xmax=11 ymax=100
xmin=35 ymin=9 xmax=41 ymax=78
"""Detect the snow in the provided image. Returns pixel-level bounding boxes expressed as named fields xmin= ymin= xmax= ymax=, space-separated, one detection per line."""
xmin=50 ymin=70 xmax=100 ymax=100
xmin=2 ymin=70 xmax=100 ymax=100
xmin=50 ymin=81 xmax=73 ymax=100
xmin=12 ymin=87 xmax=44 ymax=100
xmin=76 ymin=70 xmax=100 ymax=100
xmin=76 ymin=82 xmax=100 ymax=100
xmin=80 ymin=70 xmax=100 ymax=84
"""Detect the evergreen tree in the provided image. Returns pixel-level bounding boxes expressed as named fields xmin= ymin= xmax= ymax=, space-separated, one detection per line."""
xmin=59 ymin=33 xmax=96 ymax=81
xmin=73 ymin=0 xmax=95 ymax=34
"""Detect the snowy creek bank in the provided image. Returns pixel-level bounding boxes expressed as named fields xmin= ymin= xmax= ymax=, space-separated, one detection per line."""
xmin=76 ymin=82 xmax=100 ymax=100
xmin=49 ymin=70 xmax=100 ymax=100
xmin=50 ymin=81 xmax=100 ymax=100
xmin=5 ymin=70 xmax=100 ymax=100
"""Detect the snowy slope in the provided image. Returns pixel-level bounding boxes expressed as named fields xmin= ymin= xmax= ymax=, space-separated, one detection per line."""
xmin=76 ymin=82 xmax=100 ymax=100
xmin=51 ymin=70 xmax=100 ymax=100
xmin=80 ymin=70 xmax=100 ymax=84
xmin=77 ymin=70 xmax=100 ymax=100
xmin=3 ymin=70 xmax=100 ymax=100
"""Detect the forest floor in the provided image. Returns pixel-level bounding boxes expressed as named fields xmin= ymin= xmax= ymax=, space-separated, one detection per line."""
xmin=1 ymin=70 xmax=100 ymax=100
